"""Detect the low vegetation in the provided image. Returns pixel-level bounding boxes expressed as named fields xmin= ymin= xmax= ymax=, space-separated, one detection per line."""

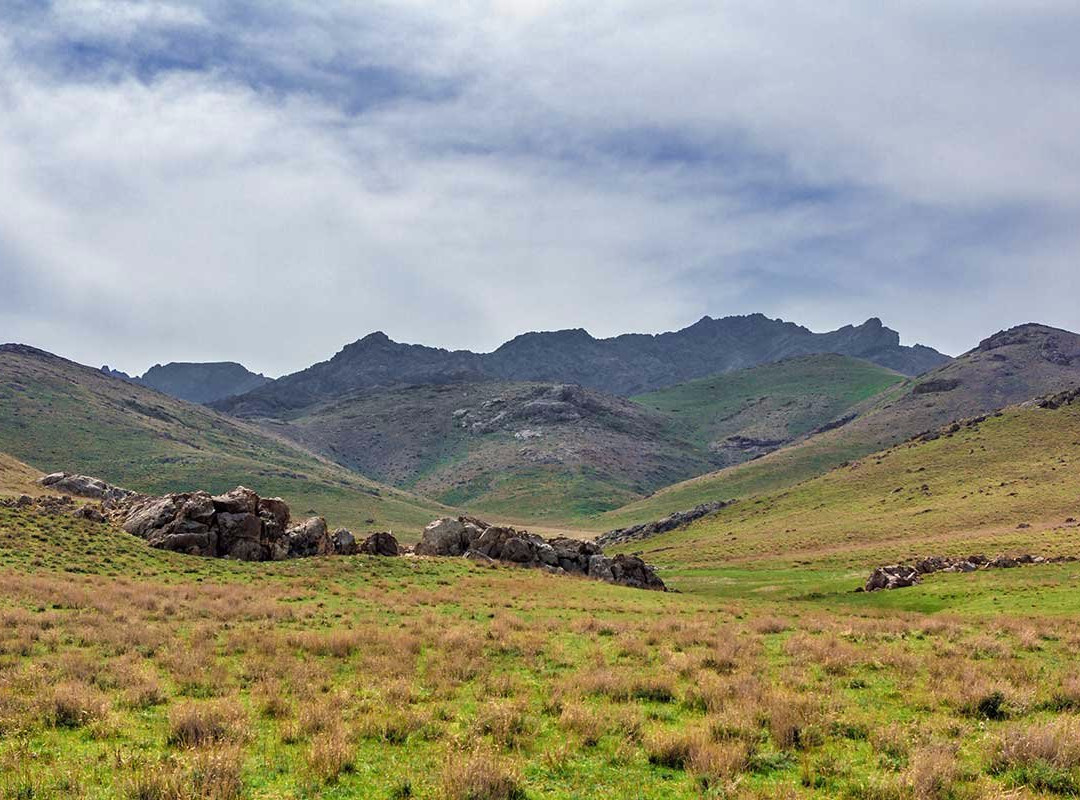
xmin=4 ymin=497 xmax=1080 ymax=798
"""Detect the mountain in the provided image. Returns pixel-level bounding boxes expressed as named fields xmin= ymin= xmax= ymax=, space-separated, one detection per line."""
xmin=631 ymin=354 xmax=905 ymax=466
xmin=244 ymin=355 xmax=910 ymax=523
xmin=598 ymin=322 xmax=1080 ymax=529
xmin=215 ymin=314 xmax=948 ymax=418
xmin=0 ymin=344 xmax=447 ymax=533
xmin=136 ymin=361 xmax=271 ymax=404
xmin=100 ymin=361 xmax=271 ymax=404
xmin=253 ymin=381 xmax=719 ymax=521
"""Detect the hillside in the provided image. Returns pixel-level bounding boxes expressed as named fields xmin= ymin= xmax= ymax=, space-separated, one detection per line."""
xmin=215 ymin=315 xmax=947 ymax=418
xmin=631 ymin=354 xmax=904 ymax=467
xmin=259 ymin=381 xmax=720 ymax=521
xmin=600 ymin=323 xmax=1080 ymax=529
xmin=621 ymin=386 xmax=1080 ymax=592
xmin=0 ymin=344 xmax=447 ymax=533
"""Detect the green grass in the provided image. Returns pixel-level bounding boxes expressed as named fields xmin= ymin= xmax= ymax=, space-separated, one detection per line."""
xmin=632 ymin=354 xmax=904 ymax=449
xmin=0 ymin=348 xmax=447 ymax=535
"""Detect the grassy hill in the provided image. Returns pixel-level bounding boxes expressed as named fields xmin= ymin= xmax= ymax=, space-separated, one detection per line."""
xmin=258 ymin=381 xmax=720 ymax=522
xmin=0 ymin=344 xmax=448 ymax=534
xmin=617 ymin=387 xmax=1080 ymax=602
xmin=599 ymin=323 xmax=1080 ymax=530
xmin=631 ymin=354 xmax=903 ymax=465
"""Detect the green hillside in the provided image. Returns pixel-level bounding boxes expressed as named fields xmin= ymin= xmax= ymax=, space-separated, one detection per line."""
xmin=0 ymin=345 xmax=447 ymax=534
xmin=261 ymin=381 xmax=721 ymax=523
xmin=618 ymin=390 xmax=1080 ymax=601
xmin=632 ymin=354 xmax=903 ymax=463
xmin=599 ymin=323 xmax=1080 ymax=530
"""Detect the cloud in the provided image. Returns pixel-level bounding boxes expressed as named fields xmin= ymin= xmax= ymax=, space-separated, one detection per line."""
xmin=0 ymin=1 xmax=1077 ymax=375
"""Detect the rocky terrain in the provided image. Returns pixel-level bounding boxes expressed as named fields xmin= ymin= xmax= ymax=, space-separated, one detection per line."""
xmin=214 ymin=315 xmax=946 ymax=418
xmin=864 ymin=552 xmax=1079 ymax=591
xmin=597 ymin=500 xmax=731 ymax=547
xmin=415 ymin=516 xmax=666 ymax=590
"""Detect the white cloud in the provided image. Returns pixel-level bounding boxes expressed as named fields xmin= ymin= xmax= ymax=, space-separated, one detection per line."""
xmin=0 ymin=0 xmax=1078 ymax=375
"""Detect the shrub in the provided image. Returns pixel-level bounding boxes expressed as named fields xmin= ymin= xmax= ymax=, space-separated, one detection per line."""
xmin=306 ymin=727 xmax=355 ymax=784
xmin=45 ymin=681 xmax=110 ymax=728
xmin=645 ymin=729 xmax=697 ymax=770
xmin=440 ymin=749 xmax=525 ymax=800
xmin=167 ymin=700 xmax=249 ymax=748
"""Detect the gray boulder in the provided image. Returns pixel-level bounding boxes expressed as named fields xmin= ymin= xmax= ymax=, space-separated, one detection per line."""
xmin=39 ymin=472 xmax=137 ymax=503
xmin=332 ymin=528 xmax=358 ymax=555
xmin=865 ymin=564 xmax=921 ymax=591
xmin=287 ymin=517 xmax=333 ymax=558
xmin=358 ymin=531 xmax=399 ymax=556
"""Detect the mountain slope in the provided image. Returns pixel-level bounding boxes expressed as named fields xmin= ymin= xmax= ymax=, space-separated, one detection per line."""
xmin=0 ymin=344 xmax=447 ymax=533
xmin=622 ymin=386 xmax=1080 ymax=581
xmin=256 ymin=381 xmax=721 ymax=521
xmin=215 ymin=315 xmax=947 ymax=418
xmin=631 ymin=354 xmax=904 ymax=466
xmin=599 ymin=323 xmax=1080 ymax=529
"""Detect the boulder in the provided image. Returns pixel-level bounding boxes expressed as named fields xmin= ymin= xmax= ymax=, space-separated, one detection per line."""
xmin=587 ymin=554 xmax=614 ymax=583
xmin=39 ymin=472 xmax=136 ymax=502
xmin=217 ymin=512 xmax=265 ymax=560
xmin=73 ymin=505 xmax=106 ymax=523
xmin=988 ymin=555 xmax=1019 ymax=569
xmin=415 ymin=518 xmax=471 ymax=556
xmin=257 ymin=497 xmax=291 ymax=534
xmin=287 ymin=517 xmax=333 ymax=558
xmin=415 ymin=517 xmax=666 ymax=591
xmin=609 ymin=554 xmax=667 ymax=591
xmin=358 ymin=531 xmax=399 ymax=556
xmin=332 ymin=528 xmax=358 ymax=555
xmin=212 ymin=486 xmax=259 ymax=515
xmin=865 ymin=564 xmax=921 ymax=591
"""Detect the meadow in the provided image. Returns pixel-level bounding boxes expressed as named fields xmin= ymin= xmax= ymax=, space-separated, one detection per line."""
xmin=4 ymin=502 xmax=1080 ymax=799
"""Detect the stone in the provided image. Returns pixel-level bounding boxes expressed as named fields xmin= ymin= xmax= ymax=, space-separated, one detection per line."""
xmin=332 ymin=528 xmax=358 ymax=555
xmin=415 ymin=518 xmax=470 ymax=556
xmin=73 ymin=505 xmax=106 ymax=523
xmin=609 ymin=554 xmax=667 ymax=591
xmin=287 ymin=517 xmax=333 ymax=558
xmin=212 ymin=486 xmax=259 ymax=515
xmin=38 ymin=472 xmax=136 ymax=502
xmin=588 ymin=554 xmax=614 ymax=583
xmin=499 ymin=537 xmax=536 ymax=563
xmin=865 ymin=565 xmax=921 ymax=591
xmin=358 ymin=531 xmax=399 ymax=556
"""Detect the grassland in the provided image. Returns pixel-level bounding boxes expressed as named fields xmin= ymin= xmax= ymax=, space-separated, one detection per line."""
xmin=0 ymin=346 xmax=447 ymax=534
xmin=6 ymin=480 xmax=1080 ymax=798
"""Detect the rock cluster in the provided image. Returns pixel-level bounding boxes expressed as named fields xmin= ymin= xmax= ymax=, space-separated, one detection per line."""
xmin=39 ymin=472 xmax=137 ymax=503
xmin=597 ymin=501 xmax=730 ymax=548
xmin=416 ymin=516 xmax=666 ymax=591
xmin=864 ymin=552 xmax=1077 ymax=591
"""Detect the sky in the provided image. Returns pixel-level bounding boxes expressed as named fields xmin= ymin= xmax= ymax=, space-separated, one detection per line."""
xmin=1 ymin=1 xmax=1079 ymax=377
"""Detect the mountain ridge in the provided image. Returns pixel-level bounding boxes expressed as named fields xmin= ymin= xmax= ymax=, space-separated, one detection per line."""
xmin=215 ymin=314 xmax=948 ymax=418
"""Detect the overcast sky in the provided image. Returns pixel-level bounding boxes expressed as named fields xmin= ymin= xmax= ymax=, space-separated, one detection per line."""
xmin=2 ymin=1 xmax=1078 ymax=377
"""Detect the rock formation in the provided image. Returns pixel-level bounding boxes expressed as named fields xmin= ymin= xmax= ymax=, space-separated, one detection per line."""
xmin=415 ymin=516 xmax=666 ymax=591
xmin=597 ymin=501 xmax=730 ymax=548
xmin=864 ymin=552 xmax=1077 ymax=590
xmin=39 ymin=472 xmax=137 ymax=503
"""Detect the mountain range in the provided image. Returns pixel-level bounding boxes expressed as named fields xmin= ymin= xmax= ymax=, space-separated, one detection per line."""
xmin=212 ymin=315 xmax=946 ymax=418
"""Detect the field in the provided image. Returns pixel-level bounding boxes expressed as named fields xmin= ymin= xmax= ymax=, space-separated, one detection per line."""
xmin=6 ymin=413 xmax=1080 ymax=799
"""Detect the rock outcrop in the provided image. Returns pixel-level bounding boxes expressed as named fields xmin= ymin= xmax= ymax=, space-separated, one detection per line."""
xmin=597 ymin=501 xmax=730 ymax=548
xmin=864 ymin=552 xmax=1077 ymax=590
xmin=359 ymin=531 xmax=400 ymax=556
xmin=39 ymin=472 xmax=137 ymax=503
xmin=415 ymin=516 xmax=666 ymax=591
xmin=112 ymin=485 xmax=370 ymax=562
